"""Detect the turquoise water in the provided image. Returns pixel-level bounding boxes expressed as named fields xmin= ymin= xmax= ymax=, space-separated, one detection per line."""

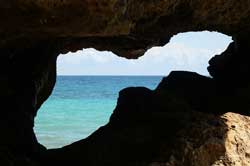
xmin=34 ymin=76 xmax=163 ymax=148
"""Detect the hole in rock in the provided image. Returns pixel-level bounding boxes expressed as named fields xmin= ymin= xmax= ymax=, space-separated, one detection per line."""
xmin=34 ymin=31 xmax=232 ymax=149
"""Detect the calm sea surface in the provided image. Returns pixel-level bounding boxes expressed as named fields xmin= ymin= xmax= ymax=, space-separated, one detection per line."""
xmin=34 ymin=76 xmax=163 ymax=148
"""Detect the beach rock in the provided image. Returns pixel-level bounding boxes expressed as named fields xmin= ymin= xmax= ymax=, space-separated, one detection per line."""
xmin=208 ymin=40 xmax=250 ymax=86
xmin=0 ymin=0 xmax=250 ymax=58
xmin=40 ymin=74 xmax=250 ymax=165
xmin=0 ymin=0 xmax=250 ymax=165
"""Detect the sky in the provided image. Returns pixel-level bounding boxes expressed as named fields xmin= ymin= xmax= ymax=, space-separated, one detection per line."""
xmin=57 ymin=31 xmax=232 ymax=76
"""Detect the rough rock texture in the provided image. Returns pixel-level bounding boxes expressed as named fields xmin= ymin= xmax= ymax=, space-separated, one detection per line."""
xmin=1 ymin=0 xmax=250 ymax=166
xmin=1 ymin=0 xmax=250 ymax=57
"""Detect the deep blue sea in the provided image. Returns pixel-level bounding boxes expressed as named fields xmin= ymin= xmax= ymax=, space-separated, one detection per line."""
xmin=34 ymin=76 xmax=163 ymax=148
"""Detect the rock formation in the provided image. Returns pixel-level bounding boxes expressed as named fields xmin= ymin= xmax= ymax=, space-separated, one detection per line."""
xmin=40 ymin=72 xmax=250 ymax=166
xmin=0 ymin=0 xmax=250 ymax=166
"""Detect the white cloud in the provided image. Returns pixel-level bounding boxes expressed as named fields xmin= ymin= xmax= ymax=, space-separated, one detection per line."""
xmin=57 ymin=32 xmax=232 ymax=76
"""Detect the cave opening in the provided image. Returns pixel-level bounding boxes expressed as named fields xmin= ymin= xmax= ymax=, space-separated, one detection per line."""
xmin=34 ymin=31 xmax=232 ymax=149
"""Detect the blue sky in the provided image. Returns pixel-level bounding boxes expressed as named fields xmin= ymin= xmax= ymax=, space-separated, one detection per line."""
xmin=57 ymin=31 xmax=232 ymax=76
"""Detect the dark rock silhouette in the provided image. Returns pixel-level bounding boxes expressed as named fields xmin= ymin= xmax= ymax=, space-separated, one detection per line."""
xmin=0 ymin=0 xmax=250 ymax=165
xmin=39 ymin=72 xmax=250 ymax=166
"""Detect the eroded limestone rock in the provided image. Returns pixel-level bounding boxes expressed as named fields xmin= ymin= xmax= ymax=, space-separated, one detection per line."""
xmin=1 ymin=1 xmax=250 ymax=165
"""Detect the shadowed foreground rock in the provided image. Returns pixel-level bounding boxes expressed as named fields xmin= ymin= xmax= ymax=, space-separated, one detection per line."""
xmin=40 ymin=72 xmax=250 ymax=166
xmin=1 ymin=0 xmax=250 ymax=165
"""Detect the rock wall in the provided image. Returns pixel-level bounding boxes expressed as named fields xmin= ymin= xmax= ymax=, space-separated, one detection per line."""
xmin=1 ymin=0 xmax=250 ymax=57
xmin=0 ymin=41 xmax=59 ymax=165
xmin=0 ymin=0 xmax=250 ymax=165
xmin=40 ymin=72 xmax=250 ymax=166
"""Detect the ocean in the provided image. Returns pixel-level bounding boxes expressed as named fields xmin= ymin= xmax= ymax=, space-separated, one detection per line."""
xmin=34 ymin=76 xmax=163 ymax=149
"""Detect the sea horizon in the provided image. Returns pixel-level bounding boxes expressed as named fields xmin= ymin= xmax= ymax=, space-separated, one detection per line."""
xmin=57 ymin=74 xmax=165 ymax=77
